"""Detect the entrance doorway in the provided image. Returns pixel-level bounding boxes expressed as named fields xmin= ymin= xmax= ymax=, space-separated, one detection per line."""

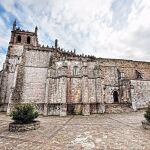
xmin=113 ymin=91 xmax=119 ymax=103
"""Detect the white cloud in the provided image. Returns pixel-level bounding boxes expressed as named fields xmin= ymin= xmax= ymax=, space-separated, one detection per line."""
xmin=0 ymin=0 xmax=150 ymax=68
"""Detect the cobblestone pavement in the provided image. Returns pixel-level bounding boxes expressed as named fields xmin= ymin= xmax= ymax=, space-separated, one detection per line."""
xmin=0 ymin=111 xmax=150 ymax=150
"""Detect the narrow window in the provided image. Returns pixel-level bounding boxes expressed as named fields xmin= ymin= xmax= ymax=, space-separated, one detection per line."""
xmin=73 ymin=66 xmax=79 ymax=76
xmin=27 ymin=36 xmax=31 ymax=44
xmin=17 ymin=35 xmax=21 ymax=43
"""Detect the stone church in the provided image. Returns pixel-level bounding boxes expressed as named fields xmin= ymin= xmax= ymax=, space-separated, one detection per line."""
xmin=0 ymin=21 xmax=150 ymax=116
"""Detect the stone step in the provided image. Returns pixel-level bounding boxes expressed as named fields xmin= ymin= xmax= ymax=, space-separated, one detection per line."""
xmin=105 ymin=103 xmax=133 ymax=114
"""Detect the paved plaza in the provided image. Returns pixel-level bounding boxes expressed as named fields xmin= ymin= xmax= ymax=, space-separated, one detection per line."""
xmin=0 ymin=110 xmax=150 ymax=150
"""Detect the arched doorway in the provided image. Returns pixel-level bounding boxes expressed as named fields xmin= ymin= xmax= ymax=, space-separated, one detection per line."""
xmin=113 ymin=91 xmax=119 ymax=103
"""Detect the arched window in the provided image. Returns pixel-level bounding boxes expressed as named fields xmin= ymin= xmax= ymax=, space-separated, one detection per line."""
xmin=27 ymin=36 xmax=31 ymax=44
xmin=73 ymin=66 xmax=79 ymax=76
xmin=17 ymin=35 xmax=21 ymax=43
xmin=117 ymin=69 xmax=121 ymax=79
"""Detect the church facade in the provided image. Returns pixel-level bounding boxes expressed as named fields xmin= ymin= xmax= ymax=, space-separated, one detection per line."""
xmin=0 ymin=21 xmax=150 ymax=116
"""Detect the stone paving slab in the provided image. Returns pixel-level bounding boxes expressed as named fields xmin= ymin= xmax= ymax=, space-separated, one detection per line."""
xmin=0 ymin=111 xmax=150 ymax=149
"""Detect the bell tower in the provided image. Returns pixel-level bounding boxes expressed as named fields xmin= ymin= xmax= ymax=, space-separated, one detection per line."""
xmin=9 ymin=20 xmax=39 ymax=47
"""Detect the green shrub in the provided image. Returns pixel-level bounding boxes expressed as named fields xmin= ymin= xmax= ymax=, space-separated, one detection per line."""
xmin=144 ymin=105 xmax=150 ymax=122
xmin=10 ymin=103 xmax=39 ymax=124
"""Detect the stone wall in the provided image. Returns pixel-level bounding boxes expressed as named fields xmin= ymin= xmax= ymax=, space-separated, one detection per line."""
xmin=0 ymin=70 xmax=8 ymax=111
xmin=99 ymin=58 xmax=150 ymax=80
xmin=22 ymin=49 xmax=50 ymax=103
xmin=1 ymin=44 xmax=150 ymax=115
xmin=98 ymin=58 xmax=150 ymax=105
xmin=131 ymin=80 xmax=150 ymax=110
xmin=67 ymin=78 xmax=82 ymax=103
xmin=0 ymin=70 xmax=2 ymax=83
xmin=2 ymin=24 xmax=150 ymax=116
xmin=8 ymin=45 xmax=24 ymax=56
xmin=45 ymin=60 xmax=104 ymax=115
xmin=25 ymin=49 xmax=50 ymax=67
xmin=0 ymin=44 xmax=24 ymax=113
xmin=0 ymin=69 xmax=6 ymax=103
xmin=22 ymin=67 xmax=47 ymax=103
xmin=21 ymin=49 xmax=51 ymax=114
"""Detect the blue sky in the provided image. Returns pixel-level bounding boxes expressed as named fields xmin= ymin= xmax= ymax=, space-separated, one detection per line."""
xmin=0 ymin=0 xmax=150 ymax=70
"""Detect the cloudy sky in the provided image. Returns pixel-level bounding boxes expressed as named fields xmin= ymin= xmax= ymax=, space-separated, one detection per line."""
xmin=0 ymin=0 xmax=150 ymax=69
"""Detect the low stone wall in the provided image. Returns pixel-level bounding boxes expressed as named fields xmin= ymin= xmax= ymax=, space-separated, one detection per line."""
xmin=142 ymin=121 xmax=150 ymax=130
xmin=9 ymin=121 xmax=40 ymax=132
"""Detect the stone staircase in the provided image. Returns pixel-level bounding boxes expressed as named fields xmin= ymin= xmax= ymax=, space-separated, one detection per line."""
xmin=105 ymin=103 xmax=133 ymax=114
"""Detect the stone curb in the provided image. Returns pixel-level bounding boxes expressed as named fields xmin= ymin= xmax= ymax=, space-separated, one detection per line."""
xmin=9 ymin=121 xmax=40 ymax=132
xmin=142 ymin=120 xmax=150 ymax=130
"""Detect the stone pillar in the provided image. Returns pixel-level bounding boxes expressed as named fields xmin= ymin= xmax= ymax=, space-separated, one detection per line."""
xmin=60 ymin=104 xmax=67 ymax=116
xmin=131 ymin=88 xmax=137 ymax=111
xmin=7 ymin=88 xmax=14 ymax=115
xmin=95 ymin=77 xmax=105 ymax=113
xmin=82 ymin=66 xmax=90 ymax=115
xmin=43 ymin=78 xmax=49 ymax=116
xmin=6 ymin=61 xmax=19 ymax=115
xmin=97 ymin=103 xmax=105 ymax=113
xmin=43 ymin=103 xmax=48 ymax=116
xmin=132 ymin=100 xmax=137 ymax=111
xmin=61 ymin=77 xmax=67 ymax=103
xmin=82 ymin=104 xmax=90 ymax=115
xmin=0 ymin=71 xmax=8 ymax=104
xmin=7 ymin=104 xmax=11 ymax=115
xmin=60 ymin=76 xmax=67 ymax=116
xmin=96 ymin=77 xmax=102 ymax=103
